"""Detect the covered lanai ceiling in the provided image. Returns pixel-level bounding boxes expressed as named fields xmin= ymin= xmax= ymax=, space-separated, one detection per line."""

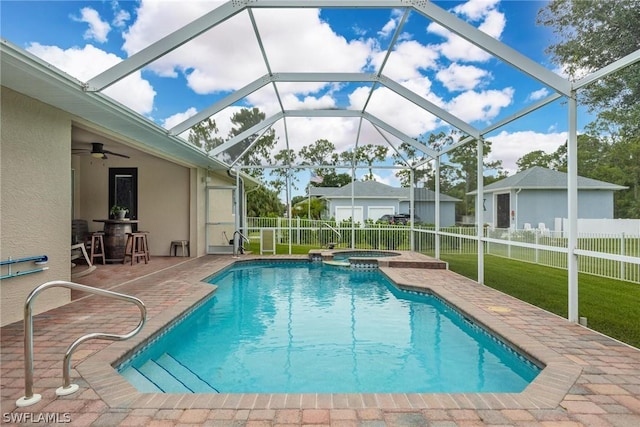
xmin=81 ymin=0 xmax=573 ymax=170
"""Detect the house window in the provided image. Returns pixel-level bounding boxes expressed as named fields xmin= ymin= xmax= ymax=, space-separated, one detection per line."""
xmin=109 ymin=168 xmax=138 ymax=220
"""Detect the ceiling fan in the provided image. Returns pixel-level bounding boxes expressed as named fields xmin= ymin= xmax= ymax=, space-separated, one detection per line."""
xmin=73 ymin=142 xmax=130 ymax=159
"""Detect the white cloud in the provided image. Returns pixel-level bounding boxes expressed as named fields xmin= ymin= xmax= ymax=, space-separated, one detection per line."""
xmin=162 ymin=107 xmax=198 ymax=130
xmin=378 ymin=18 xmax=397 ymax=38
xmin=436 ymin=63 xmax=491 ymax=91
xmin=452 ymin=0 xmax=501 ymax=21
xmin=487 ymin=130 xmax=567 ymax=174
xmin=122 ymin=3 xmax=373 ymax=97
xmin=376 ymin=40 xmax=439 ymax=80
xmin=446 ymin=87 xmax=514 ymax=123
xmin=427 ymin=0 xmax=505 ymax=63
xmin=353 ymin=82 xmax=441 ymax=137
xmin=72 ymin=7 xmax=111 ymax=43
xmin=26 ymin=43 xmax=156 ymax=115
xmin=113 ymin=9 xmax=131 ymax=28
xmin=527 ymin=87 xmax=550 ymax=102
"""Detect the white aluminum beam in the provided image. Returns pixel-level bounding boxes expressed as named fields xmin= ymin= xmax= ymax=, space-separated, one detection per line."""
xmin=210 ymin=111 xmax=284 ymax=156
xmin=479 ymin=93 xmax=563 ymax=137
xmin=476 ymin=138 xmax=484 ymax=285
xmin=412 ymin=1 xmax=571 ymax=96
xmin=169 ymin=74 xmax=272 ymax=136
xmin=273 ymin=72 xmax=378 ymax=82
xmin=567 ymin=93 xmax=579 ymax=323
xmin=363 ymin=112 xmax=439 ymax=158
xmin=438 ymin=93 xmax=563 ymax=158
xmin=86 ymin=1 xmax=246 ymax=91
xmin=244 ymin=0 xmax=404 ymax=8
xmin=573 ymin=49 xmax=640 ymax=90
xmin=379 ymin=75 xmax=480 ymax=138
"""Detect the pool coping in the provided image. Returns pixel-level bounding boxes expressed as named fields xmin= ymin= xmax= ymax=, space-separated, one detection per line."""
xmin=76 ymin=253 xmax=583 ymax=411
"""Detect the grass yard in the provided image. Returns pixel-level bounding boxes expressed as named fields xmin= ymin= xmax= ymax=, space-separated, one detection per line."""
xmin=442 ymin=254 xmax=640 ymax=349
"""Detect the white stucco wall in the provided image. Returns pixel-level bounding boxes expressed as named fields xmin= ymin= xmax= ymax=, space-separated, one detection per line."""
xmin=1 ymin=88 xmax=71 ymax=326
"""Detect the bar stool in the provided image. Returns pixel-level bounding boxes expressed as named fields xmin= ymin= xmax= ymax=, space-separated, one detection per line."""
xmin=89 ymin=232 xmax=105 ymax=265
xmin=137 ymin=231 xmax=151 ymax=262
xmin=123 ymin=232 xmax=148 ymax=265
xmin=170 ymin=240 xmax=190 ymax=257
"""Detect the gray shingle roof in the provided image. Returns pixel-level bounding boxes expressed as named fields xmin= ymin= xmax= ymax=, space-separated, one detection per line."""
xmin=309 ymin=181 xmax=460 ymax=202
xmin=468 ymin=166 xmax=627 ymax=194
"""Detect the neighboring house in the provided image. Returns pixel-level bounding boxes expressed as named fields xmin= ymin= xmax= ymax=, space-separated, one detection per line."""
xmin=468 ymin=167 xmax=627 ymax=230
xmin=1 ymin=44 xmax=256 ymax=326
xmin=310 ymin=181 xmax=460 ymax=226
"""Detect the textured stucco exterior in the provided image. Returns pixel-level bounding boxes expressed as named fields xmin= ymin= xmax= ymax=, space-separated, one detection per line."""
xmin=1 ymin=88 xmax=71 ymax=326
xmin=1 ymin=87 xmax=241 ymax=327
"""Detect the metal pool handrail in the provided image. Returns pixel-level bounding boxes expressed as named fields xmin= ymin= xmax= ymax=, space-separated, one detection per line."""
xmin=16 ymin=280 xmax=146 ymax=408
xmin=233 ymin=230 xmax=250 ymax=256
xmin=321 ymin=223 xmax=342 ymax=247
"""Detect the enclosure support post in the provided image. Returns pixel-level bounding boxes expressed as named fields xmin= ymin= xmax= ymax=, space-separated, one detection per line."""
xmin=435 ymin=157 xmax=441 ymax=259
xmin=567 ymin=92 xmax=579 ymax=323
xmin=476 ymin=138 xmax=484 ymax=284
xmin=410 ymin=168 xmax=415 ymax=251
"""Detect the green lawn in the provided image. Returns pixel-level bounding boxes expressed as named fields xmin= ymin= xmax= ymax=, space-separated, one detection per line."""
xmin=442 ymin=254 xmax=640 ymax=349
xmin=245 ymin=242 xmax=640 ymax=348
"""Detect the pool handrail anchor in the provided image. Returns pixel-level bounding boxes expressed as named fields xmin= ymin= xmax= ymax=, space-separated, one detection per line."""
xmin=232 ymin=230 xmax=249 ymax=257
xmin=16 ymin=280 xmax=146 ymax=407
xmin=320 ymin=223 xmax=342 ymax=248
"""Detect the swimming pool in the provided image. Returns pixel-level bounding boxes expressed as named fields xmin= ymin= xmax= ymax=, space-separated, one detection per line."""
xmin=118 ymin=261 xmax=540 ymax=394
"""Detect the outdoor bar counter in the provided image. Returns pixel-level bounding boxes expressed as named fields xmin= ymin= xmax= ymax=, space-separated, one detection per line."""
xmin=93 ymin=219 xmax=139 ymax=263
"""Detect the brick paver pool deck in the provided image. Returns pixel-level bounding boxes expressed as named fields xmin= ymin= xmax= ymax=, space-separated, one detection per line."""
xmin=1 ymin=253 xmax=639 ymax=426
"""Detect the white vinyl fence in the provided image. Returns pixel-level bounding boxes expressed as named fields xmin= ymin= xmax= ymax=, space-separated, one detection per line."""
xmin=245 ymin=218 xmax=640 ymax=284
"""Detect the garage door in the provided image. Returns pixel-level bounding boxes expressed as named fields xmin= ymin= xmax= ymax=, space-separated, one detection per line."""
xmin=335 ymin=206 xmax=364 ymax=225
xmin=368 ymin=206 xmax=395 ymax=222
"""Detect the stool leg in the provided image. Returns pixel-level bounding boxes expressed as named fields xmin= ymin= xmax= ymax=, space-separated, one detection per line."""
xmin=90 ymin=235 xmax=96 ymax=264
xmin=144 ymin=234 xmax=150 ymax=262
xmin=123 ymin=234 xmax=133 ymax=265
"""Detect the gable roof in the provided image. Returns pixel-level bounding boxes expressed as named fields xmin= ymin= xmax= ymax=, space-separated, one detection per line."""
xmin=469 ymin=166 xmax=627 ymax=194
xmin=310 ymin=181 xmax=460 ymax=202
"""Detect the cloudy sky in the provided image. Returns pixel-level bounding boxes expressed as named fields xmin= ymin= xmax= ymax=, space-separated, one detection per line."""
xmin=1 ymin=0 xmax=591 ymax=190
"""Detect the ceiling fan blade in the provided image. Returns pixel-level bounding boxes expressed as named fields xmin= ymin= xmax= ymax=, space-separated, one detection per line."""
xmin=103 ymin=150 xmax=130 ymax=159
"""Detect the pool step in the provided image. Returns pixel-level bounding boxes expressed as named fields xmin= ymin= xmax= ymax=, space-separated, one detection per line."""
xmin=120 ymin=365 xmax=163 ymax=393
xmin=121 ymin=354 xmax=219 ymax=393
xmin=156 ymin=354 xmax=219 ymax=393
xmin=322 ymin=260 xmax=350 ymax=267
xmin=138 ymin=359 xmax=193 ymax=393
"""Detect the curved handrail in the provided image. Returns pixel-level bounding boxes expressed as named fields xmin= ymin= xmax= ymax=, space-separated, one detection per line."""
xmin=16 ymin=280 xmax=146 ymax=407
xmin=233 ymin=230 xmax=250 ymax=256
xmin=321 ymin=222 xmax=342 ymax=247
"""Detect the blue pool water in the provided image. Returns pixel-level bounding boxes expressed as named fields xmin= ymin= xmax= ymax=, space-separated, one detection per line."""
xmin=119 ymin=261 xmax=540 ymax=394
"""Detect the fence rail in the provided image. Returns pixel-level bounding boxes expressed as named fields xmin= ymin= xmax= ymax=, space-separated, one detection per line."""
xmin=245 ymin=217 xmax=640 ymax=283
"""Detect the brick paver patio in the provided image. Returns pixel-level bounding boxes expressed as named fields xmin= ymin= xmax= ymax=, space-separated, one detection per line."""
xmin=1 ymin=253 xmax=639 ymax=426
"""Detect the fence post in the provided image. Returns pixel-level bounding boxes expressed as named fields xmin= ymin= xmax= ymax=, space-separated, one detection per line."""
xmin=507 ymin=227 xmax=512 ymax=258
xmin=621 ymin=232 xmax=626 ymax=280
xmin=535 ymin=230 xmax=539 ymax=264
